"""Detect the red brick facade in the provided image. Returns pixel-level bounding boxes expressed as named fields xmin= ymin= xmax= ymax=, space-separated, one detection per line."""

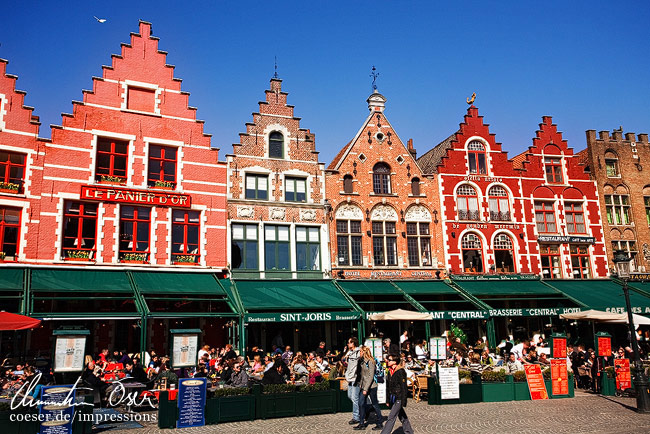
xmin=326 ymin=91 xmax=444 ymax=279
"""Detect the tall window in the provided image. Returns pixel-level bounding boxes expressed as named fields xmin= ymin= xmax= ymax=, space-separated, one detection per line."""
xmin=245 ymin=174 xmax=268 ymax=200
xmin=406 ymin=222 xmax=431 ymax=267
xmin=0 ymin=207 xmax=20 ymax=261
xmin=570 ymin=245 xmax=591 ymax=279
xmin=605 ymin=151 xmax=619 ymax=177
xmin=119 ymin=206 xmax=150 ymax=262
xmin=461 ymin=233 xmax=483 ymax=273
xmin=372 ymin=221 xmax=397 ymax=266
xmin=565 ymin=202 xmax=586 ymax=234
xmin=148 ymin=145 xmax=177 ymax=188
xmin=269 ymin=132 xmax=284 ymax=159
xmin=62 ymin=202 xmax=98 ymax=259
xmin=544 ymin=157 xmax=563 ymax=183
xmin=605 ymin=194 xmax=631 ymax=225
xmin=265 ymin=225 xmax=290 ymax=271
xmin=467 ymin=141 xmax=487 ymax=175
xmin=285 ymin=177 xmax=307 ymax=202
xmin=171 ymin=210 xmax=200 ymax=263
xmin=343 ymin=175 xmax=354 ymax=194
xmin=296 ymin=226 xmax=320 ymax=271
xmin=457 ymin=184 xmax=480 ymax=221
xmin=488 ymin=186 xmax=510 ymax=221
xmin=493 ymin=234 xmax=515 ymax=273
xmin=411 ymin=178 xmax=421 ymax=196
xmin=96 ymin=138 xmax=128 ymax=182
xmin=231 ymin=223 xmax=258 ymax=270
xmin=0 ymin=151 xmax=26 ymax=193
xmin=372 ymin=163 xmax=391 ymax=194
xmin=535 ymin=202 xmax=556 ymax=233
xmin=336 ymin=220 xmax=362 ymax=266
xmin=540 ymin=245 xmax=561 ymax=279
xmin=611 ymin=239 xmax=638 ymax=270
xmin=645 ymin=196 xmax=650 ymax=226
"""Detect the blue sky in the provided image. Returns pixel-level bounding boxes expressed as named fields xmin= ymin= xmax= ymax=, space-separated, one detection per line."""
xmin=1 ymin=1 xmax=649 ymax=163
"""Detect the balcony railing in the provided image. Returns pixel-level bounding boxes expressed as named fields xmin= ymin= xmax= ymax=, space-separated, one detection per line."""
xmin=490 ymin=211 xmax=511 ymax=221
xmin=458 ymin=210 xmax=481 ymax=221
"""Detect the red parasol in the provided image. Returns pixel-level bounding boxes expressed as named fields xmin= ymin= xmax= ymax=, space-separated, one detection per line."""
xmin=0 ymin=312 xmax=41 ymax=331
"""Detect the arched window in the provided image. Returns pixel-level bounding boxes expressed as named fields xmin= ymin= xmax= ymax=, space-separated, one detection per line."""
xmin=457 ymin=184 xmax=480 ymax=221
xmin=372 ymin=163 xmax=391 ymax=194
xmin=411 ymin=177 xmax=421 ymax=196
xmin=488 ymin=186 xmax=510 ymax=221
xmin=544 ymin=150 xmax=563 ymax=183
xmin=461 ymin=233 xmax=483 ymax=273
xmin=467 ymin=141 xmax=487 ymax=174
xmin=565 ymin=202 xmax=585 ymax=234
xmin=343 ymin=175 xmax=354 ymax=194
xmin=494 ymin=233 xmax=515 ymax=273
xmin=604 ymin=150 xmax=619 ymax=177
xmin=269 ymin=131 xmax=284 ymax=159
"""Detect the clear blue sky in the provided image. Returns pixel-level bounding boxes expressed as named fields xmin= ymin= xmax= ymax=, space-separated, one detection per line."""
xmin=2 ymin=1 xmax=649 ymax=163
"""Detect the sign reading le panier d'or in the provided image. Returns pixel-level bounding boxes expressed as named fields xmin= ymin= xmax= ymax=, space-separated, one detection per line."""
xmin=81 ymin=185 xmax=191 ymax=208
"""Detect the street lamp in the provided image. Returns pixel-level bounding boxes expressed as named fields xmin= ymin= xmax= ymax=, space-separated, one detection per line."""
xmin=613 ymin=250 xmax=650 ymax=413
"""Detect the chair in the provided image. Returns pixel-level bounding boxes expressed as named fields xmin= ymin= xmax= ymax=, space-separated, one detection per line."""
xmin=416 ymin=375 xmax=428 ymax=402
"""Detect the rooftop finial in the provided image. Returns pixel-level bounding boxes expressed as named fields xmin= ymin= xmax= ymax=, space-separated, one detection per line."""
xmin=274 ymin=56 xmax=278 ymax=79
xmin=370 ymin=66 xmax=379 ymax=92
xmin=466 ymin=92 xmax=476 ymax=105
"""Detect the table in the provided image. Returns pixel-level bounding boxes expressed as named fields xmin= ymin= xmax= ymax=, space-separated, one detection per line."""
xmin=120 ymin=382 xmax=148 ymax=413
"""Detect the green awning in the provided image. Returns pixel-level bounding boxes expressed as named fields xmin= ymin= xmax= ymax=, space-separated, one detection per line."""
xmin=337 ymin=281 xmax=401 ymax=295
xmin=132 ymin=272 xmax=225 ymax=295
xmin=548 ymin=280 xmax=650 ymax=313
xmin=0 ymin=268 xmax=24 ymax=290
xmin=453 ymin=279 xmax=559 ymax=296
xmin=234 ymin=280 xmax=353 ymax=311
xmin=30 ymin=269 xmax=133 ymax=293
xmin=393 ymin=280 xmax=459 ymax=295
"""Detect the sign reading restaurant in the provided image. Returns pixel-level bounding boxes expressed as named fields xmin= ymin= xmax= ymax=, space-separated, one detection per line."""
xmin=245 ymin=311 xmax=361 ymax=323
xmin=81 ymin=185 xmax=192 ymax=208
xmin=537 ymin=235 xmax=596 ymax=244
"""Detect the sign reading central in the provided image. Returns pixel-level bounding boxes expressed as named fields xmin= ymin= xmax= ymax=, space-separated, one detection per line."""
xmin=81 ymin=185 xmax=191 ymax=208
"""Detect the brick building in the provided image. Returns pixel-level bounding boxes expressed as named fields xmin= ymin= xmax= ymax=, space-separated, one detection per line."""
xmin=580 ymin=129 xmax=650 ymax=272
xmin=226 ymin=78 xmax=330 ymax=279
xmin=326 ymin=89 xmax=444 ymax=280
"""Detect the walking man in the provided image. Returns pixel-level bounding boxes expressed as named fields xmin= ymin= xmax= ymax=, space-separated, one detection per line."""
xmin=381 ymin=354 xmax=413 ymax=434
xmin=343 ymin=337 xmax=361 ymax=425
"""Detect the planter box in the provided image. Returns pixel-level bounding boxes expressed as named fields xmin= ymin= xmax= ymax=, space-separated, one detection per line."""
xmin=0 ymin=188 xmax=19 ymax=195
xmin=427 ymin=379 xmax=482 ymax=405
xmin=297 ymin=389 xmax=337 ymax=416
xmin=157 ymin=391 xmax=178 ymax=429
xmin=205 ymin=394 xmax=255 ymax=424
xmin=481 ymin=376 xmax=515 ymax=402
xmin=513 ymin=381 xmax=530 ymax=401
xmin=600 ymin=374 xmax=616 ymax=396
xmin=121 ymin=259 xmax=147 ymax=264
xmin=64 ymin=257 xmax=92 ymax=262
xmin=258 ymin=392 xmax=298 ymax=419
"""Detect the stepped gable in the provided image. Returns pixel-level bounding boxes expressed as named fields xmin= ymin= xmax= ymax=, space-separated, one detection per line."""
xmin=0 ymin=59 xmax=42 ymax=136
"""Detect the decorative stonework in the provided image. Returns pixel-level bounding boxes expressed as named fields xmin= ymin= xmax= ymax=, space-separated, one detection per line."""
xmin=335 ymin=204 xmax=363 ymax=220
xmin=269 ymin=207 xmax=286 ymax=220
xmin=300 ymin=209 xmax=316 ymax=221
xmin=404 ymin=205 xmax=432 ymax=222
xmin=370 ymin=204 xmax=398 ymax=221
xmin=644 ymin=243 xmax=650 ymax=263
xmin=237 ymin=206 xmax=254 ymax=218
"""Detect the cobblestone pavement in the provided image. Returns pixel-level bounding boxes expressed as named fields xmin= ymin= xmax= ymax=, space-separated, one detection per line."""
xmin=103 ymin=391 xmax=650 ymax=434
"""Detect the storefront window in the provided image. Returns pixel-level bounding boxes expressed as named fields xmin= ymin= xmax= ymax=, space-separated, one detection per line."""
xmin=245 ymin=174 xmax=268 ymax=200
xmin=62 ymin=202 xmax=97 ymax=259
xmin=0 ymin=151 xmax=26 ymax=193
xmin=605 ymin=194 xmax=631 ymax=225
xmin=231 ymin=223 xmax=258 ymax=270
xmin=461 ymin=233 xmax=483 ymax=273
xmin=406 ymin=222 xmax=431 ymax=267
xmin=570 ymin=245 xmax=591 ymax=279
xmin=0 ymin=207 xmax=20 ymax=261
xmin=534 ymin=201 xmax=556 ymax=233
xmin=296 ymin=226 xmax=320 ymax=271
xmin=372 ymin=221 xmax=397 ymax=266
xmin=285 ymin=177 xmax=307 ymax=202
xmin=467 ymin=141 xmax=487 ymax=174
xmin=336 ymin=220 xmax=362 ymax=266
xmin=95 ymin=137 xmax=128 ymax=182
xmin=540 ymin=245 xmax=561 ymax=279
xmin=119 ymin=206 xmax=150 ymax=261
xmin=565 ymin=202 xmax=586 ymax=234
xmin=488 ymin=186 xmax=510 ymax=221
xmin=544 ymin=157 xmax=563 ymax=183
xmin=493 ymin=233 xmax=515 ymax=273
xmin=457 ymin=184 xmax=480 ymax=221
xmin=147 ymin=145 xmax=177 ymax=188
xmin=265 ymin=225 xmax=290 ymax=271
xmin=171 ymin=210 xmax=200 ymax=263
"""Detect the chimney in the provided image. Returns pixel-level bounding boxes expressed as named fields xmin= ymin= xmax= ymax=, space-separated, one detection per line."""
xmin=407 ymin=138 xmax=416 ymax=159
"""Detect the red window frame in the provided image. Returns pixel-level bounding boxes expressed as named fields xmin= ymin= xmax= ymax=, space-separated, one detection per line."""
xmin=544 ymin=157 xmax=563 ymax=183
xmin=95 ymin=138 xmax=128 ymax=182
xmin=488 ymin=186 xmax=510 ymax=221
xmin=535 ymin=202 xmax=556 ymax=233
xmin=0 ymin=207 xmax=21 ymax=261
xmin=119 ymin=206 xmax=151 ymax=261
xmin=540 ymin=245 xmax=561 ymax=279
xmin=457 ymin=185 xmax=480 ymax=221
xmin=0 ymin=151 xmax=26 ymax=193
xmin=172 ymin=210 xmax=200 ymax=263
xmin=493 ymin=234 xmax=516 ymax=273
xmin=565 ymin=203 xmax=586 ymax=234
xmin=570 ymin=245 xmax=591 ymax=279
xmin=467 ymin=142 xmax=487 ymax=175
xmin=148 ymin=145 xmax=177 ymax=187
xmin=62 ymin=202 xmax=98 ymax=259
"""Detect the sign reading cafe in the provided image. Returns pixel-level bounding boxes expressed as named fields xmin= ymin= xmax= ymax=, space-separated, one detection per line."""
xmin=81 ymin=185 xmax=192 ymax=208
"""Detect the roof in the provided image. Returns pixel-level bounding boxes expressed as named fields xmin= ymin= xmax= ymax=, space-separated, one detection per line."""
xmin=417 ymin=132 xmax=457 ymax=174
xmin=575 ymin=148 xmax=590 ymax=166
xmin=510 ymin=150 xmax=528 ymax=170
xmin=327 ymin=140 xmax=353 ymax=170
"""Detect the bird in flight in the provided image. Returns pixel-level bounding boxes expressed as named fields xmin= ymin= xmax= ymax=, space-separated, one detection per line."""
xmin=93 ymin=16 xmax=107 ymax=23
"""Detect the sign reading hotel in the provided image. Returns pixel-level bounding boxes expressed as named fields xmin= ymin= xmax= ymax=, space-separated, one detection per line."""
xmin=81 ymin=185 xmax=191 ymax=208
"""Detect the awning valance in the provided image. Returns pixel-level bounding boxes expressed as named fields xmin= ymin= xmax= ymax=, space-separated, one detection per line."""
xmin=234 ymin=280 xmax=354 ymax=311
xmin=30 ymin=269 xmax=133 ymax=293
xmin=548 ymin=280 xmax=650 ymax=314
xmin=0 ymin=268 xmax=24 ymax=290
xmin=336 ymin=281 xmax=401 ymax=295
xmin=131 ymin=272 xmax=225 ymax=295
xmin=392 ymin=280 xmax=458 ymax=295
xmin=453 ymin=279 xmax=559 ymax=296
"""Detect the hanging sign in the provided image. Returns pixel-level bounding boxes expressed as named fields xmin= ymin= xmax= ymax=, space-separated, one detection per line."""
xmin=550 ymin=358 xmax=569 ymax=396
xmin=38 ymin=385 xmax=75 ymax=434
xmin=614 ymin=359 xmax=632 ymax=390
xmin=551 ymin=336 xmax=567 ymax=359
xmin=439 ymin=367 xmax=460 ymax=400
xmin=524 ymin=364 xmax=549 ymax=400
xmin=81 ymin=185 xmax=191 ymax=208
xmin=53 ymin=336 xmax=86 ymax=373
xmin=429 ymin=337 xmax=447 ymax=360
xmin=177 ymin=378 xmax=207 ymax=429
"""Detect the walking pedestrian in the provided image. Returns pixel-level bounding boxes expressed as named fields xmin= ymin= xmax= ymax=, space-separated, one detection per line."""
xmin=354 ymin=346 xmax=383 ymax=431
xmin=343 ymin=337 xmax=361 ymax=426
xmin=381 ymin=354 xmax=413 ymax=434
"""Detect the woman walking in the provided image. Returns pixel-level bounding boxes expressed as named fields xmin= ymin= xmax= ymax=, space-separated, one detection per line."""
xmin=354 ymin=346 xmax=383 ymax=430
xmin=381 ymin=354 xmax=413 ymax=434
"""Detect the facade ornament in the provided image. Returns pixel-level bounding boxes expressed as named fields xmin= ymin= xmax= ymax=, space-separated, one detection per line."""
xmin=643 ymin=243 xmax=650 ymax=263
xmin=404 ymin=205 xmax=432 ymax=222
xmin=269 ymin=207 xmax=286 ymax=220
xmin=237 ymin=206 xmax=254 ymax=218
xmin=335 ymin=204 xmax=364 ymax=220
xmin=370 ymin=204 xmax=398 ymax=221
xmin=300 ymin=209 xmax=317 ymax=221
xmin=467 ymin=92 xmax=476 ymax=105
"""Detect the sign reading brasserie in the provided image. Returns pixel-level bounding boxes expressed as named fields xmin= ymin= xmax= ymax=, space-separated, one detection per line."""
xmin=537 ymin=235 xmax=595 ymax=244
xmin=245 ymin=311 xmax=361 ymax=323
xmin=81 ymin=185 xmax=191 ymax=208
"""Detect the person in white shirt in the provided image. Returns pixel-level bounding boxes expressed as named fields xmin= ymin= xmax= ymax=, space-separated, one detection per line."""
xmin=511 ymin=341 xmax=529 ymax=361
xmin=197 ymin=345 xmax=211 ymax=361
xmin=400 ymin=330 xmax=409 ymax=345
xmin=414 ymin=340 xmax=427 ymax=362
xmin=315 ymin=355 xmax=329 ymax=372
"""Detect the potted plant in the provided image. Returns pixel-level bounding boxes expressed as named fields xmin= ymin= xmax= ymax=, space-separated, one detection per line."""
xmin=296 ymin=380 xmax=337 ymax=416
xmin=154 ymin=180 xmax=175 ymax=190
xmin=256 ymin=383 xmax=298 ymax=419
xmin=0 ymin=252 xmax=5 ymax=262
xmin=99 ymin=174 xmax=126 ymax=184
xmin=64 ymin=249 xmax=92 ymax=261
xmin=205 ymin=387 xmax=254 ymax=424
xmin=601 ymin=366 xmax=617 ymax=396
xmin=173 ymin=254 xmax=198 ymax=265
xmin=0 ymin=181 xmax=20 ymax=194
xmin=120 ymin=252 xmax=148 ymax=264
xmin=480 ymin=369 xmax=514 ymax=402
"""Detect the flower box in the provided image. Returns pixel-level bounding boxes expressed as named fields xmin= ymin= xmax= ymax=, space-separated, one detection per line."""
xmin=296 ymin=382 xmax=337 ymax=415
xmin=255 ymin=384 xmax=298 ymax=420
xmin=153 ymin=181 xmax=176 ymax=190
xmin=120 ymin=253 xmax=148 ymax=264
xmin=427 ymin=378 xmax=483 ymax=405
xmin=121 ymin=259 xmax=147 ymax=264
xmin=173 ymin=255 xmax=199 ymax=265
xmin=480 ymin=373 xmax=514 ymax=402
xmin=205 ymin=389 xmax=255 ymax=424
xmin=98 ymin=175 xmax=126 ymax=185
xmin=0 ymin=187 xmax=19 ymax=195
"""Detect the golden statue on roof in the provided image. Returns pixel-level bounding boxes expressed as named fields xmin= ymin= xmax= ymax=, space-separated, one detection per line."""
xmin=467 ymin=92 xmax=476 ymax=105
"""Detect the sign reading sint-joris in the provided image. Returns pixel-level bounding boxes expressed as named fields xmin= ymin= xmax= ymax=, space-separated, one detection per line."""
xmin=245 ymin=312 xmax=361 ymax=323
xmin=81 ymin=185 xmax=191 ymax=208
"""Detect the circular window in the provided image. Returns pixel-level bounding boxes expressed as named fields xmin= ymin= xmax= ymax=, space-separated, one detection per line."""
xmin=376 ymin=132 xmax=385 ymax=142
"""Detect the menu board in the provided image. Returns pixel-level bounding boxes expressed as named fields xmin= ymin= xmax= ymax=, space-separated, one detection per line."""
xmin=614 ymin=359 xmax=632 ymax=390
xmin=439 ymin=367 xmax=460 ymax=400
xmin=177 ymin=378 xmax=207 ymax=428
xmin=429 ymin=337 xmax=447 ymax=360
xmin=524 ymin=364 xmax=549 ymax=400
xmin=172 ymin=333 xmax=199 ymax=368
xmin=597 ymin=336 xmax=611 ymax=357
xmin=552 ymin=337 xmax=567 ymax=359
xmin=364 ymin=338 xmax=386 ymax=404
xmin=54 ymin=336 xmax=86 ymax=372
xmin=39 ymin=385 xmax=75 ymax=434
xmin=550 ymin=358 xmax=569 ymax=396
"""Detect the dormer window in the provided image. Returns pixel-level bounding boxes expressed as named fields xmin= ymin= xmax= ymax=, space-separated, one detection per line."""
xmin=467 ymin=141 xmax=486 ymax=174
xmin=544 ymin=157 xmax=563 ymax=183
xmin=269 ymin=131 xmax=284 ymax=159
xmin=605 ymin=151 xmax=619 ymax=177
xmin=411 ymin=177 xmax=421 ymax=196
xmin=343 ymin=175 xmax=354 ymax=194
xmin=372 ymin=163 xmax=391 ymax=194
xmin=96 ymin=137 xmax=128 ymax=183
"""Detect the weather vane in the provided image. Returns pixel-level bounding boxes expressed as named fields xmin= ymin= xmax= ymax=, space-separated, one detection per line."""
xmin=274 ymin=56 xmax=278 ymax=79
xmin=370 ymin=66 xmax=379 ymax=92
xmin=466 ymin=92 xmax=476 ymax=105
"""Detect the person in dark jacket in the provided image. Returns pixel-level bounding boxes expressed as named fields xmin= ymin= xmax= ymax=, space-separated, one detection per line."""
xmin=380 ymin=355 xmax=413 ymax=434
xmin=262 ymin=363 xmax=286 ymax=385
xmin=124 ymin=361 xmax=147 ymax=383
xmin=354 ymin=346 xmax=383 ymax=431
